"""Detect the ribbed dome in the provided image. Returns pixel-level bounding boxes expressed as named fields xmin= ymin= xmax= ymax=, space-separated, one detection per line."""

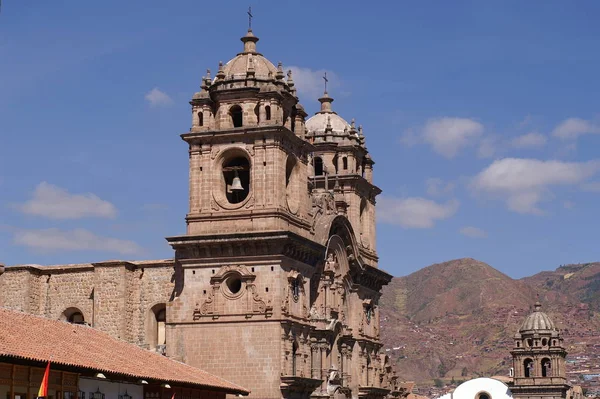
xmin=519 ymin=302 xmax=556 ymax=333
xmin=305 ymin=93 xmax=352 ymax=135
xmin=221 ymin=29 xmax=278 ymax=80
xmin=306 ymin=113 xmax=351 ymax=135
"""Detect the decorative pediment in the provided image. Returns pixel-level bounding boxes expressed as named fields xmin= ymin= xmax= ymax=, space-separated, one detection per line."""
xmin=194 ymin=264 xmax=272 ymax=319
xmin=211 ymin=264 xmax=255 ymax=284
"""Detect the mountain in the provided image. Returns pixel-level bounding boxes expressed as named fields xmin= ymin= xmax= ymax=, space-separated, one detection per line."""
xmin=379 ymin=258 xmax=600 ymax=390
xmin=523 ymin=262 xmax=600 ymax=310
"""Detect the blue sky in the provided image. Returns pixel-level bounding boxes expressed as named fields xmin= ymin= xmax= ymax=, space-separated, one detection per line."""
xmin=1 ymin=1 xmax=599 ymax=278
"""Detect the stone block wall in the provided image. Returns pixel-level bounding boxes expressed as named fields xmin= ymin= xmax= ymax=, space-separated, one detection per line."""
xmin=174 ymin=321 xmax=282 ymax=399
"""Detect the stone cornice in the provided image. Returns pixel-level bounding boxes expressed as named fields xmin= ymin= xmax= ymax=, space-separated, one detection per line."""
xmin=181 ymin=125 xmax=316 ymax=154
xmin=167 ymin=230 xmax=326 ymax=267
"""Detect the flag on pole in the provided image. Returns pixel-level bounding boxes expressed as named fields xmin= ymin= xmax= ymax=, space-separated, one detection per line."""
xmin=37 ymin=362 xmax=51 ymax=399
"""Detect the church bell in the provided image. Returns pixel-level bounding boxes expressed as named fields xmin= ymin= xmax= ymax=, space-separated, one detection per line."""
xmin=230 ymin=171 xmax=244 ymax=191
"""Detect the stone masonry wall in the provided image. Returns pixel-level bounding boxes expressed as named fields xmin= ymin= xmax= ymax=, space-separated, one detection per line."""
xmin=175 ymin=321 xmax=282 ymax=399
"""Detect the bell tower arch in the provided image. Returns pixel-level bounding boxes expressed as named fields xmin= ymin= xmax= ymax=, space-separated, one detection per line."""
xmin=511 ymin=302 xmax=569 ymax=399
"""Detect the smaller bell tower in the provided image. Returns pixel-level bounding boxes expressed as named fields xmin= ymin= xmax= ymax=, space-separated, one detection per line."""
xmin=511 ymin=302 xmax=569 ymax=399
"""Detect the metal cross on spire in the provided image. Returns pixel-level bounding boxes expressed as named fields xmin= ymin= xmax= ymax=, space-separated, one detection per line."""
xmin=247 ymin=6 xmax=253 ymax=30
xmin=323 ymin=72 xmax=328 ymax=93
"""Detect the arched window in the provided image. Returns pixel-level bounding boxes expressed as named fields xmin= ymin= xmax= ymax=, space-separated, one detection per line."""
xmin=542 ymin=358 xmax=552 ymax=377
xmin=197 ymin=111 xmax=203 ymax=127
xmin=68 ymin=312 xmax=85 ymax=324
xmin=223 ymin=156 xmax=250 ymax=204
xmin=61 ymin=307 xmax=85 ymax=325
xmin=156 ymin=308 xmax=166 ymax=346
xmin=342 ymin=157 xmax=348 ymax=170
xmin=292 ymin=341 xmax=298 ymax=376
xmin=265 ymin=105 xmax=271 ymax=121
xmin=524 ymin=358 xmax=534 ymax=377
xmin=230 ymin=105 xmax=243 ymax=128
xmin=148 ymin=303 xmax=167 ymax=352
xmin=314 ymin=157 xmax=324 ymax=176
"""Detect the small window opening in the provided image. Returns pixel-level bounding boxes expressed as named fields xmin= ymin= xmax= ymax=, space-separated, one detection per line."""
xmin=517 ymin=341 xmax=521 ymax=347
xmin=542 ymin=338 xmax=548 ymax=346
xmin=251 ymin=267 xmax=255 ymax=272
xmin=314 ymin=157 xmax=324 ymax=176
xmin=291 ymin=278 xmax=301 ymax=300
xmin=198 ymin=112 xmax=203 ymax=126
xmin=192 ymin=270 xmax=196 ymax=275
xmin=265 ymin=105 xmax=271 ymax=121
xmin=156 ymin=308 xmax=166 ymax=346
xmin=477 ymin=393 xmax=490 ymax=399
xmin=292 ymin=341 xmax=298 ymax=376
xmin=542 ymin=358 xmax=551 ymax=377
xmin=286 ymin=157 xmax=296 ymax=188
xmin=68 ymin=312 xmax=85 ymax=324
xmin=366 ymin=355 xmax=371 ymax=386
xmin=271 ymin=266 xmax=274 ymax=271
xmin=365 ymin=306 xmax=373 ymax=323
xmin=226 ymin=275 xmax=242 ymax=294
xmin=265 ymin=287 xmax=269 ymax=292
xmin=291 ymin=106 xmax=297 ymax=132
xmin=230 ymin=105 xmax=243 ymax=128
xmin=342 ymin=157 xmax=348 ymax=170
xmin=223 ymin=156 xmax=250 ymax=204
xmin=524 ymin=358 xmax=534 ymax=378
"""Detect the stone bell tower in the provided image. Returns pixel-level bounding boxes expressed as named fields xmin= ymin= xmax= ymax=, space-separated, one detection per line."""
xmin=166 ymin=26 xmax=394 ymax=399
xmin=510 ymin=302 xmax=569 ymax=399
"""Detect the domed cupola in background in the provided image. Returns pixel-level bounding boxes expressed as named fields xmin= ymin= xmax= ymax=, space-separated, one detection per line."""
xmin=510 ymin=302 xmax=570 ymax=399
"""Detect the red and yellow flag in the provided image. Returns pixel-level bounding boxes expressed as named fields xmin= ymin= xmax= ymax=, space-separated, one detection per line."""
xmin=37 ymin=362 xmax=50 ymax=398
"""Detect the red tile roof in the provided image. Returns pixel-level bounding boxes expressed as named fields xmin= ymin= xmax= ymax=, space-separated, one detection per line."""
xmin=0 ymin=308 xmax=249 ymax=395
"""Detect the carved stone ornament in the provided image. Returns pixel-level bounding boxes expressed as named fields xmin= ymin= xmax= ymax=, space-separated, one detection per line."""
xmin=194 ymin=265 xmax=273 ymax=319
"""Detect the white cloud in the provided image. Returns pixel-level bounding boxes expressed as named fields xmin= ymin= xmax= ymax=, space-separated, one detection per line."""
xmin=459 ymin=226 xmax=487 ymax=238
xmin=511 ymin=132 xmax=547 ymax=149
xmin=287 ymin=66 xmax=340 ymax=101
xmin=378 ymin=197 xmax=459 ymax=228
xmin=472 ymin=158 xmax=600 ymax=214
xmin=425 ymin=178 xmax=455 ymax=197
xmin=18 ymin=182 xmax=116 ymax=219
xmin=145 ymin=87 xmax=173 ymax=107
xmin=421 ymin=117 xmax=484 ymax=158
xmin=13 ymin=228 xmax=142 ymax=255
xmin=552 ymin=118 xmax=600 ymax=140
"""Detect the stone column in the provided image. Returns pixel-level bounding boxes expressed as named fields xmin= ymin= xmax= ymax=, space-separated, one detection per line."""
xmin=311 ymin=342 xmax=320 ymax=379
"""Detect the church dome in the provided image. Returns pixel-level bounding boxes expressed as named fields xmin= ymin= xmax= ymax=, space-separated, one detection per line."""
xmin=306 ymin=113 xmax=351 ymax=135
xmin=436 ymin=377 xmax=512 ymax=399
xmin=221 ymin=29 xmax=278 ymax=80
xmin=305 ymin=93 xmax=352 ymax=135
xmin=519 ymin=302 xmax=556 ymax=333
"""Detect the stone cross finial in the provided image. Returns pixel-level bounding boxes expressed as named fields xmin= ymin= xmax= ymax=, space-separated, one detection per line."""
xmin=323 ymin=72 xmax=328 ymax=94
xmin=247 ymin=6 xmax=253 ymax=30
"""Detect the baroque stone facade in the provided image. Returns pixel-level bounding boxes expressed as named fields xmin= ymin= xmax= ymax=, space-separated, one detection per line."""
xmin=0 ymin=28 xmax=398 ymax=399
